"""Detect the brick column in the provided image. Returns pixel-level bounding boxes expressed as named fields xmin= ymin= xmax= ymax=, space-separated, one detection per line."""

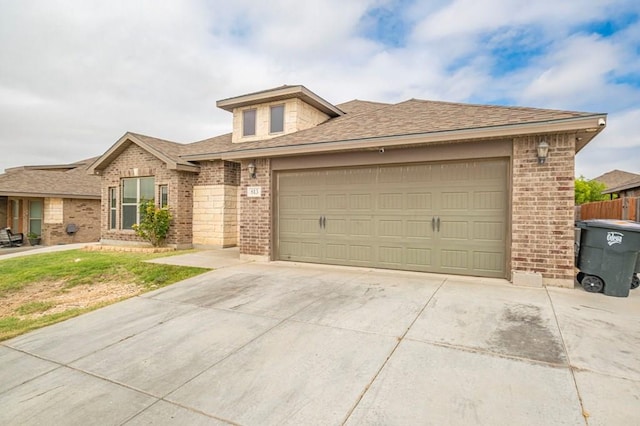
xmin=511 ymin=134 xmax=576 ymax=287
xmin=239 ymin=158 xmax=271 ymax=259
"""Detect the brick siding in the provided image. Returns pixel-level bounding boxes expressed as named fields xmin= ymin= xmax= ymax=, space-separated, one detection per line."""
xmin=43 ymin=198 xmax=101 ymax=245
xmin=239 ymin=158 xmax=271 ymax=257
xmin=100 ymin=143 xmax=195 ymax=248
xmin=511 ymin=134 xmax=576 ymax=287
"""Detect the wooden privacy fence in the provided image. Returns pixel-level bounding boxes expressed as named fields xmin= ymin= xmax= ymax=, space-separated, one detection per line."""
xmin=576 ymin=197 xmax=639 ymax=221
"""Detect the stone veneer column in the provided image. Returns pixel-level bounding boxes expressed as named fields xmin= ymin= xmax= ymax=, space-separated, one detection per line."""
xmin=511 ymin=134 xmax=576 ymax=287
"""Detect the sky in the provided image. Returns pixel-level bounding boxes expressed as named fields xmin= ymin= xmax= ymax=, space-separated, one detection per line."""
xmin=0 ymin=0 xmax=639 ymax=179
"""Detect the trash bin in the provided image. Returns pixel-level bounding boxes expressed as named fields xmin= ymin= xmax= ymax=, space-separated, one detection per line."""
xmin=575 ymin=219 xmax=640 ymax=297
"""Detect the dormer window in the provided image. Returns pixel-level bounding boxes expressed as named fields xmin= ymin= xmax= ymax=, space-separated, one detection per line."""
xmin=243 ymin=109 xmax=256 ymax=137
xmin=270 ymin=104 xmax=284 ymax=134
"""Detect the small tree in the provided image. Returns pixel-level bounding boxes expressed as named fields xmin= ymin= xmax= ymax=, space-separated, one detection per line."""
xmin=132 ymin=200 xmax=172 ymax=247
xmin=575 ymin=176 xmax=608 ymax=205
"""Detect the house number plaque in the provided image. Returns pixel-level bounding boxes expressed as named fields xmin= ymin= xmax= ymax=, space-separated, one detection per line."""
xmin=247 ymin=186 xmax=262 ymax=197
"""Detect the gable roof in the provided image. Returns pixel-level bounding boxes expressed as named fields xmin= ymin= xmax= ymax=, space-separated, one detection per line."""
xmin=182 ymin=98 xmax=607 ymax=161
xmin=89 ymin=132 xmax=200 ymax=173
xmin=91 ymin=91 xmax=608 ymax=170
xmin=0 ymin=157 xmax=100 ymax=199
xmin=591 ymin=169 xmax=640 ymax=189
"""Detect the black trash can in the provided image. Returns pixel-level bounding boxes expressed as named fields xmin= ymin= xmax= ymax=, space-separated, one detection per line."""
xmin=576 ymin=220 xmax=640 ymax=297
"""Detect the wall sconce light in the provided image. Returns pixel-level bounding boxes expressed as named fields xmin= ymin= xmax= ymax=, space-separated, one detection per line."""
xmin=537 ymin=141 xmax=549 ymax=164
xmin=247 ymin=161 xmax=257 ymax=178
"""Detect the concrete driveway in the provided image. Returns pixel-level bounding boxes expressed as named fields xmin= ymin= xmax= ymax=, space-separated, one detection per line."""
xmin=1 ymin=258 xmax=639 ymax=425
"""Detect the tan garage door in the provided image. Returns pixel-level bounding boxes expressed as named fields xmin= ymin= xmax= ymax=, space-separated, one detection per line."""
xmin=276 ymin=159 xmax=508 ymax=278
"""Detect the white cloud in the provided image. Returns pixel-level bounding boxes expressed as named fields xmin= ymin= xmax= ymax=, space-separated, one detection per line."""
xmin=0 ymin=0 xmax=638 ymax=178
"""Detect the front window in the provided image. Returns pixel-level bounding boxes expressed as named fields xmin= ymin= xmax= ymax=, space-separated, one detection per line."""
xmin=243 ymin=109 xmax=256 ymax=136
xmin=270 ymin=104 xmax=284 ymax=133
xmin=122 ymin=177 xmax=154 ymax=229
xmin=159 ymin=185 xmax=168 ymax=208
xmin=109 ymin=187 xmax=117 ymax=229
xmin=29 ymin=200 xmax=43 ymax=236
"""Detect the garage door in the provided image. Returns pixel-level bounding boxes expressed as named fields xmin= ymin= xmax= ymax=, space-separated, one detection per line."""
xmin=276 ymin=159 xmax=508 ymax=278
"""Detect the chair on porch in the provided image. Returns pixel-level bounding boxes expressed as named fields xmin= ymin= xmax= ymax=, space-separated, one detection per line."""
xmin=0 ymin=228 xmax=24 ymax=247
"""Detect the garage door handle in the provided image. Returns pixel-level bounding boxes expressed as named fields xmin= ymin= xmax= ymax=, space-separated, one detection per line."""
xmin=319 ymin=216 xmax=323 ymax=229
xmin=322 ymin=216 xmax=326 ymax=229
xmin=436 ymin=216 xmax=441 ymax=232
xmin=432 ymin=217 xmax=436 ymax=231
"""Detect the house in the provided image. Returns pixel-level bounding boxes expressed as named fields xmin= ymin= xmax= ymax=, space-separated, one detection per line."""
xmin=89 ymin=85 xmax=607 ymax=288
xmin=602 ymin=177 xmax=640 ymax=198
xmin=592 ymin=169 xmax=640 ymax=191
xmin=0 ymin=158 xmax=101 ymax=245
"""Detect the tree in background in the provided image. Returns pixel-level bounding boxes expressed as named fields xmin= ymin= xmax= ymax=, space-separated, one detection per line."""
xmin=575 ymin=176 xmax=608 ymax=205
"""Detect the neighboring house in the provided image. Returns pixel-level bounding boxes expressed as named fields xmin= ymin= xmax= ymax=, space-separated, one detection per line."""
xmin=592 ymin=169 xmax=640 ymax=191
xmin=89 ymin=85 xmax=607 ymax=288
xmin=0 ymin=158 xmax=101 ymax=245
xmin=602 ymin=177 xmax=640 ymax=198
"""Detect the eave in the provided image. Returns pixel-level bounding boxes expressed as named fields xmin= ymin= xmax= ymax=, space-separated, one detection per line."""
xmin=181 ymin=114 xmax=607 ymax=162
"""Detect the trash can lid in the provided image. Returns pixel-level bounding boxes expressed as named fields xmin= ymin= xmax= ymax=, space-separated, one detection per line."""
xmin=578 ymin=219 xmax=640 ymax=232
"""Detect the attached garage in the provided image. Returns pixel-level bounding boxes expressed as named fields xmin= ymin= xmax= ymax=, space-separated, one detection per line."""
xmin=276 ymin=158 xmax=508 ymax=278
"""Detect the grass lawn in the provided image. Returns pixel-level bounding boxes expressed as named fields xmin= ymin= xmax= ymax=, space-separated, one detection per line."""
xmin=0 ymin=249 xmax=210 ymax=341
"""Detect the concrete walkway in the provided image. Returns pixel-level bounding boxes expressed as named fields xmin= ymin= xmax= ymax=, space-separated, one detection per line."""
xmin=1 ymin=251 xmax=639 ymax=425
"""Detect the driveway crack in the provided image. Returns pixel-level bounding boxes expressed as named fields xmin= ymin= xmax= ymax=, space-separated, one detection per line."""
xmin=340 ymin=277 xmax=448 ymax=425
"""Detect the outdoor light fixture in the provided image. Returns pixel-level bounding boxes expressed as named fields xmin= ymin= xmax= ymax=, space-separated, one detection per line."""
xmin=247 ymin=161 xmax=257 ymax=178
xmin=537 ymin=141 xmax=549 ymax=164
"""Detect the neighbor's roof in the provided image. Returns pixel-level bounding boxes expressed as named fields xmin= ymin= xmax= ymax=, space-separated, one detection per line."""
xmin=0 ymin=157 xmax=100 ymax=198
xmin=602 ymin=176 xmax=640 ymax=195
xmin=592 ymin=169 xmax=640 ymax=189
xmin=90 ymin=93 xmax=607 ymax=171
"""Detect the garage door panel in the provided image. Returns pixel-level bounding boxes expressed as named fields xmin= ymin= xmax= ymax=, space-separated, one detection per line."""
xmin=326 ymin=244 xmax=348 ymax=261
xmin=473 ymin=221 xmax=505 ymax=241
xmin=349 ymin=245 xmax=373 ymax=262
xmin=473 ymin=191 xmax=505 ymax=210
xmin=441 ymin=192 xmax=469 ymax=210
xmin=406 ymin=220 xmax=434 ymax=239
xmin=406 ymin=247 xmax=433 ymax=267
xmin=439 ymin=221 xmax=469 ymax=240
xmin=349 ymin=194 xmax=374 ymax=210
xmin=379 ymin=220 xmax=403 ymax=238
xmin=326 ymin=194 xmax=348 ymax=209
xmin=379 ymin=193 xmax=403 ymax=209
xmin=473 ymin=251 xmax=505 ymax=273
xmin=406 ymin=192 xmax=433 ymax=210
xmin=277 ymin=159 xmax=507 ymax=278
xmin=440 ymin=250 xmax=469 ymax=270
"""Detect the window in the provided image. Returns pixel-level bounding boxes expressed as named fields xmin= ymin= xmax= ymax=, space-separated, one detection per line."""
xmin=159 ymin=185 xmax=168 ymax=208
xmin=10 ymin=200 xmax=20 ymax=231
xmin=109 ymin=187 xmax=117 ymax=229
xmin=29 ymin=200 xmax=43 ymax=236
xmin=121 ymin=177 xmax=154 ymax=229
xmin=270 ymin=104 xmax=284 ymax=133
xmin=243 ymin=109 xmax=256 ymax=136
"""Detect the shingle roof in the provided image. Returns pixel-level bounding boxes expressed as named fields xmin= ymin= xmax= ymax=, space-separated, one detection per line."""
xmin=177 ymin=98 xmax=602 ymax=159
xmin=602 ymin=176 xmax=640 ymax=194
xmin=592 ymin=169 xmax=640 ymax=189
xmin=0 ymin=157 xmax=100 ymax=198
xmin=92 ymin=94 xmax=606 ymax=169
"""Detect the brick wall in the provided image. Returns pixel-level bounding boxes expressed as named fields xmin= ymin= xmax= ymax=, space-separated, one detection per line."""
xmin=100 ymin=143 xmax=195 ymax=248
xmin=43 ymin=198 xmax=101 ymax=245
xmin=239 ymin=158 xmax=271 ymax=258
xmin=511 ymin=134 xmax=576 ymax=287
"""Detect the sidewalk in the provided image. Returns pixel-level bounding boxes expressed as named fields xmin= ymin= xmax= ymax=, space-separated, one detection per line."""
xmin=0 ymin=243 xmax=100 ymax=260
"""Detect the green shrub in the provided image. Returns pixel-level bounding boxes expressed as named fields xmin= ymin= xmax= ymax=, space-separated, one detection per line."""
xmin=132 ymin=201 xmax=172 ymax=247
